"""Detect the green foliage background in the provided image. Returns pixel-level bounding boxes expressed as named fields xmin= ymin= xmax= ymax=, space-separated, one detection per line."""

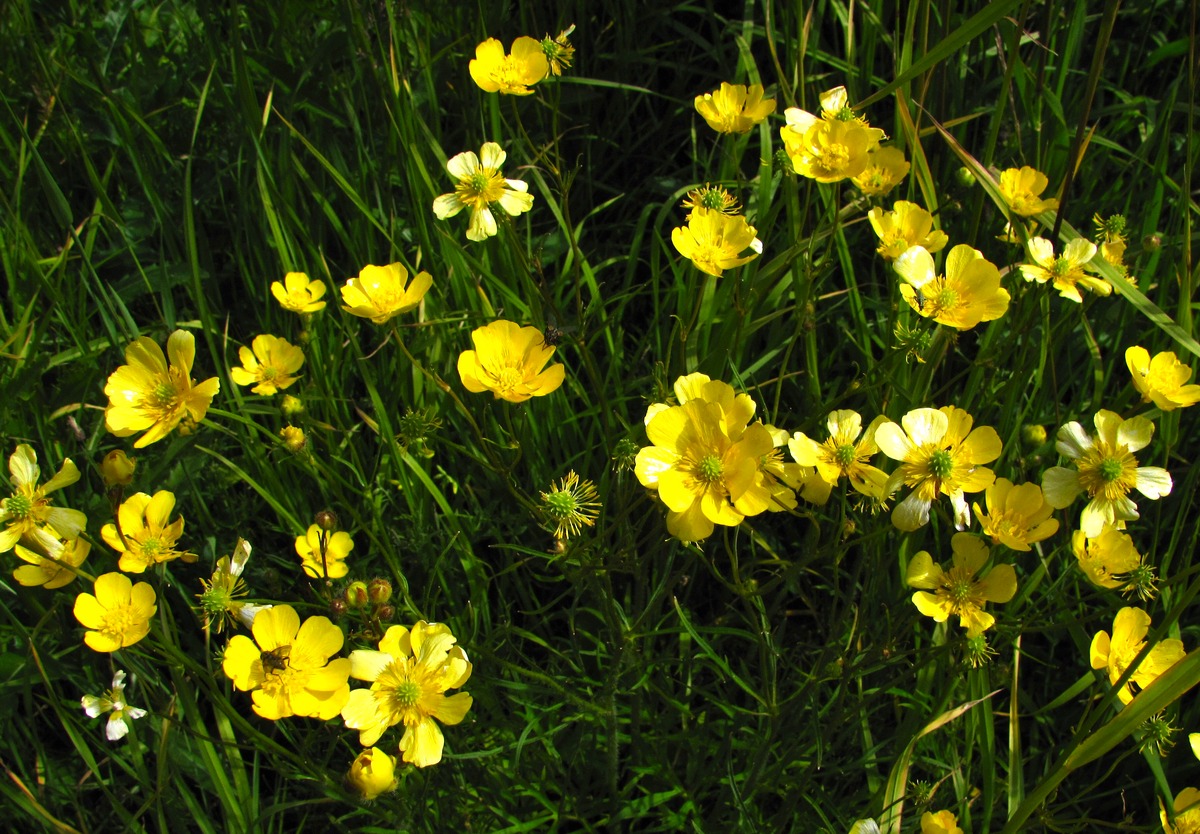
xmin=1 ymin=0 xmax=1199 ymax=831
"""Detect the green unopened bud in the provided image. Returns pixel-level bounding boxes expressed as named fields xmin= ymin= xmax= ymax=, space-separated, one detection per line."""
xmin=1021 ymin=424 xmax=1047 ymax=448
xmin=1142 ymin=233 xmax=1162 ymax=253
xmin=955 ymin=166 xmax=976 ymax=187
xmin=345 ymin=581 xmax=369 ymax=609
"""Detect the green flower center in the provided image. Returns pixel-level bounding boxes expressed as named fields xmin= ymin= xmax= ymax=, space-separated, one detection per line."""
xmin=1050 ymin=257 xmax=1073 ymax=278
xmin=946 ymin=576 xmax=975 ymax=605
xmin=544 ymin=490 xmax=578 ymax=519
xmin=1098 ymin=458 xmax=1125 ymax=482
xmin=457 ymin=169 xmax=508 ymax=210
xmin=394 ymin=679 xmax=421 ymax=707
xmin=834 ymin=444 xmax=857 ymax=467
xmin=928 ymin=449 xmax=954 ymax=479
xmin=700 ymin=190 xmax=729 ymax=210
xmin=140 ymin=538 xmax=162 ymax=560
xmin=260 ymin=366 xmax=278 ymax=381
xmin=934 ymin=287 xmax=958 ymax=309
xmin=835 ymin=105 xmax=855 ymax=121
xmin=4 ymin=493 xmax=32 ymax=519
xmin=697 ymin=455 xmax=724 ymax=483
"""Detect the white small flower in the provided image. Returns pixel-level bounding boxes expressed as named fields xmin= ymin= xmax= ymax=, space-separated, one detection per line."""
xmin=81 ymin=670 xmax=147 ymax=741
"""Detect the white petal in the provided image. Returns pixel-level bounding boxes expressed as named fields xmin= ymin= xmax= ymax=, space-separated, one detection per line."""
xmin=1135 ymin=467 xmax=1173 ymax=499
xmin=1054 ymin=422 xmax=1092 ymax=459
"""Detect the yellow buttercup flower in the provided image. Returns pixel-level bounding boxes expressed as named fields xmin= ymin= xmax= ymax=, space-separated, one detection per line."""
xmin=104 ymin=330 xmax=221 ymax=448
xmin=469 ymin=36 xmax=549 ymax=95
xmin=433 ymin=142 xmax=534 ymax=242
xmin=852 ymin=146 xmax=910 ymax=197
xmin=73 ymin=572 xmax=157 ymax=653
xmin=868 ymin=201 xmax=949 ymax=261
xmin=540 ymin=26 xmax=575 ymax=76
xmin=671 ymin=208 xmax=762 ymax=277
xmin=1162 ymin=787 xmax=1200 ymax=834
xmin=1072 ymin=526 xmax=1143 ymax=590
xmin=231 ymin=334 xmax=304 ymax=395
xmin=222 ymin=604 xmax=351 ymax=720
xmin=788 ymin=410 xmax=889 ymax=505
xmin=752 ymin=425 xmax=804 ymax=513
xmin=694 ymin=82 xmax=776 ymax=134
xmin=279 ymin=425 xmax=307 ymax=454
xmin=270 ymin=272 xmax=327 ymax=314
xmin=340 ymin=262 xmax=432 ymax=325
xmin=13 ymin=537 xmax=90 ymax=589
xmin=295 ymin=523 xmax=353 ymax=580
xmin=780 ymin=117 xmax=872 ymax=183
xmin=973 ymin=478 xmax=1059 ymax=551
xmin=101 ymin=490 xmax=188 ymax=573
xmin=895 ymin=244 xmax=1011 ymax=330
xmin=998 ymin=166 xmax=1059 ymax=217
xmin=81 ymin=670 xmax=147 ymax=742
xmin=457 ymin=320 xmax=565 ymax=403
xmin=906 ymin=533 xmax=1017 ymax=637
xmin=635 ymin=398 xmax=774 ymax=542
xmin=921 ymin=810 xmax=964 ymax=834
xmin=0 ymin=443 xmax=86 ymax=554
xmin=1126 ymin=346 xmax=1200 ymax=410
xmin=346 ymin=748 xmax=399 ymax=800
xmin=1018 ymin=237 xmax=1110 ymax=303
xmin=783 ymin=86 xmax=885 ymax=146
xmin=341 ymin=621 xmax=473 ymax=768
xmin=876 ymin=406 xmax=1002 ymax=531
xmin=1041 ymin=410 xmax=1172 ymax=538
xmin=1090 ymin=606 xmax=1184 ymax=704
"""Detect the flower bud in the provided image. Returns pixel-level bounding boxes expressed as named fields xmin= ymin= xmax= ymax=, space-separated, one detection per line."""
xmin=281 ymin=395 xmax=305 ymax=417
xmin=1020 ymin=424 xmax=1047 ymax=448
xmin=345 ymin=581 xmax=370 ymax=609
xmin=101 ymin=450 xmax=136 ymax=488
xmin=1142 ymin=233 xmax=1162 ymax=253
xmin=954 ymin=166 xmax=976 ymax=187
xmin=376 ymin=604 xmax=395 ymax=622
xmin=367 ymin=578 xmax=393 ymax=605
xmin=315 ymin=509 xmax=339 ymax=531
xmin=279 ymin=425 xmax=307 ymax=453
xmin=346 ymin=748 xmax=398 ymax=801
xmin=329 ymin=598 xmax=348 ymax=618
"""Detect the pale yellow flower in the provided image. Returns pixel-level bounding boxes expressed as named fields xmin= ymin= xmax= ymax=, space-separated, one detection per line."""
xmin=432 ymin=143 xmax=533 ymax=242
xmin=12 ymin=537 xmax=90 ymax=589
xmin=694 ymin=82 xmax=776 ymax=134
xmin=341 ymin=621 xmax=473 ymax=768
xmin=81 ymin=670 xmax=147 ymax=742
xmin=1018 ymin=237 xmax=1110 ymax=303
xmin=270 ymin=272 xmax=327 ymax=314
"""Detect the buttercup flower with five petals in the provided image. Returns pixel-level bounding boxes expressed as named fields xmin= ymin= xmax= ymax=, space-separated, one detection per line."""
xmin=295 ymin=523 xmax=353 ymax=580
xmin=1041 ymin=410 xmax=1172 ymax=538
xmin=73 ymin=572 xmax=157 ymax=653
xmin=457 ymin=320 xmax=565 ymax=403
xmin=0 ymin=443 xmax=87 ymax=554
xmin=671 ymin=208 xmax=762 ymax=277
xmin=222 ymin=604 xmax=351 ymax=720
xmin=341 ymin=621 xmax=473 ymax=768
xmin=998 ymin=166 xmax=1059 ymax=217
xmin=82 ymin=670 xmax=147 ymax=742
xmin=270 ymin=272 xmax=327 ymax=314
xmin=1161 ymin=787 xmax=1200 ymax=834
xmin=231 ymin=334 xmax=304 ymax=395
xmin=852 ymin=146 xmax=911 ymax=196
xmin=781 ymin=117 xmax=872 ymax=183
xmin=894 ymin=244 xmax=1011 ymax=330
xmin=788 ymin=410 xmax=889 ymax=505
xmin=635 ymin=398 xmax=774 ymax=542
xmin=694 ymin=82 xmax=776 ymax=134
xmin=868 ymin=201 xmax=949 ymax=261
xmin=782 ymin=86 xmax=885 ymax=146
xmin=1018 ymin=237 xmax=1110 ymax=303
xmin=906 ymin=533 xmax=1017 ymax=637
xmin=340 ymin=263 xmax=432 ymax=325
xmin=921 ymin=810 xmax=965 ymax=834
xmin=101 ymin=490 xmax=188 ymax=573
xmin=972 ymin=478 xmax=1059 ymax=551
xmin=433 ymin=142 xmax=534 ymax=242
xmin=1125 ymin=346 xmax=1200 ymax=411
xmin=1090 ymin=606 xmax=1184 ymax=704
xmin=876 ymin=406 xmax=1002 ymax=531
xmin=468 ymin=37 xmax=549 ymax=95
xmin=104 ymin=330 xmax=220 ymax=448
